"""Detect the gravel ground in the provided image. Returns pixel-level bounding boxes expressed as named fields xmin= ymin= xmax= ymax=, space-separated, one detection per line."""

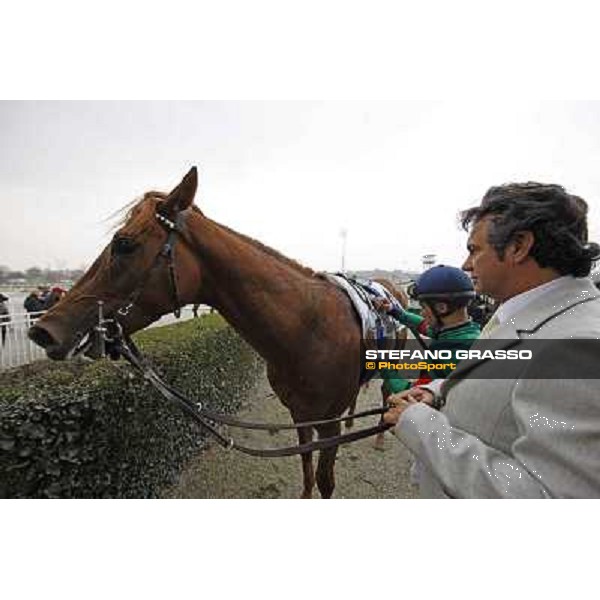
xmin=162 ymin=368 xmax=419 ymax=499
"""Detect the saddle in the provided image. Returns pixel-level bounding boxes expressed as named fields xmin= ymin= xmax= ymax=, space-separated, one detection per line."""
xmin=320 ymin=272 xmax=407 ymax=383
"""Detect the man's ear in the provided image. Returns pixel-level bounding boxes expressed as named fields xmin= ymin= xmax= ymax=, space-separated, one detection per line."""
xmin=508 ymin=231 xmax=535 ymax=264
xmin=434 ymin=301 xmax=451 ymax=317
xmin=163 ymin=167 xmax=198 ymax=214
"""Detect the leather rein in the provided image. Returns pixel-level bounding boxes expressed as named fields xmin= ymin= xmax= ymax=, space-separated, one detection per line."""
xmin=89 ymin=209 xmax=393 ymax=458
xmin=98 ymin=323 xmax=392 ymax=458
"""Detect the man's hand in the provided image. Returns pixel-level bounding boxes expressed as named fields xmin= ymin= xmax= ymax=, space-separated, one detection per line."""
xmin=402 ymin=387 xmax=435 ymax=405
xmin=382 ymin=387 xmax=435 ymax=426
xmin=372 ymin=297 xmax=392 ymax=313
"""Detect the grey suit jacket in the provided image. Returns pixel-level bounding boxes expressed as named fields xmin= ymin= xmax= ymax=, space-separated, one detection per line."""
xmin=394 ymin=276 xmax=600 ymax=498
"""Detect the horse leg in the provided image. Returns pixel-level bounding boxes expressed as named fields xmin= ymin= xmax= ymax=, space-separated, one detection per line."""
xmin=266 ymin=368 xmax=315 ymax=499
xmin=315 ymin=421 xmax=342 ymax=499
xmin=298 ymin=426 xmax=316 ymax=499
xmin=345 ymin=396 xmax=356 ymax=429
xmin=373 ymin=381 xmax=389 ymax=451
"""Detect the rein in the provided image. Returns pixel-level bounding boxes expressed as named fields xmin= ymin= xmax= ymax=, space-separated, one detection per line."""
xmin=97 ymin=315 xmax=392 ymax=458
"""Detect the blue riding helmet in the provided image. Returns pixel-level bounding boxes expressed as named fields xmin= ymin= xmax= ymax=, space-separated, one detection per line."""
xmin=411 ymin=265 xmax=475 ymax=303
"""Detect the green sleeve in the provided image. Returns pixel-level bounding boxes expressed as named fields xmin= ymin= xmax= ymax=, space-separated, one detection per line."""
xmin=383 ymin=377 xmax=412 ymax=394
xmin=389 ymin=307 xmax=424 ymax=329
xmin=389 ymin=307 xmax=436 ymax=336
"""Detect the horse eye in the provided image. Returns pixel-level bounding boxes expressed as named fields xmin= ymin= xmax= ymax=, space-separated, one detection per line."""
xmin=112 ymin=236 xmax=137 ymax=256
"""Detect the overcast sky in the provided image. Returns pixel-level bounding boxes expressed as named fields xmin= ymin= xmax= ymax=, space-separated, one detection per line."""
xmin=1 ymin=100 xmax=600 ymax=274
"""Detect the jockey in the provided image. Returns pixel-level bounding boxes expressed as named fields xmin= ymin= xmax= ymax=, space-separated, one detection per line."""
xmin=376 ymin=265 xmax=481 ymax=393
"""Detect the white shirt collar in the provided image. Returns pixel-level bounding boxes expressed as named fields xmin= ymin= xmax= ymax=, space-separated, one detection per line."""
xmin=496 ymin=276 xmax=573 ymax=325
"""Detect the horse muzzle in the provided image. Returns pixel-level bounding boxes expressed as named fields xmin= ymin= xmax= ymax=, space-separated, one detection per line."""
xmin=28 ymin=322 xmax=79 ymax=360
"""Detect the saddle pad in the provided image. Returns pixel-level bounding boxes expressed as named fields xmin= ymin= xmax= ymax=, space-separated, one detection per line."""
xmin=320 ymin=272 xmax=405 ymax=346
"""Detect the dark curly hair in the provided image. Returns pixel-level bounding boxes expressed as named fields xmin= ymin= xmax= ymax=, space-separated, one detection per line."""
xmin=460 ymin=182 xmax=600 ymax=277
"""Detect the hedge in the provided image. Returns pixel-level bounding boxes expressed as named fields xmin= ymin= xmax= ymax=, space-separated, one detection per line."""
xmin=0 ymin=314 xmax=262 ymax=498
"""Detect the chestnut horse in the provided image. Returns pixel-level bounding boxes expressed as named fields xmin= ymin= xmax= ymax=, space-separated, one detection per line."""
xmin=29 ymin=167 xmax=407 ymax=498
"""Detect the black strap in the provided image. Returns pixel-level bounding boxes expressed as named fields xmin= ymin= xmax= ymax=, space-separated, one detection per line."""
xmin=160 ymin=213 xmax=184 ymax=319
xmin=117 ymin=338 xmax=392 ymax=457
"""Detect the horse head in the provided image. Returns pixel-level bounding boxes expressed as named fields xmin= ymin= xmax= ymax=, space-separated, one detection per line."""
xmin=29 ymin=167 xmax=203 ymax=360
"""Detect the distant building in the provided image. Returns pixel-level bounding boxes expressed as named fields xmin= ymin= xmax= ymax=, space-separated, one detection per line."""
xmin=422 ymin=254 xmax=436 ymax=272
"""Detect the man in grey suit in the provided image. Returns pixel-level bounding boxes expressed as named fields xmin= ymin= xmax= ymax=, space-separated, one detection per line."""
xmin=384 ymin=182 xmax=600 ymax=498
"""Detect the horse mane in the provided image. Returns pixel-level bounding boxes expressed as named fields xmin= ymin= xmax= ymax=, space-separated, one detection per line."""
xmin=109 ymin=191 xmax=316 ymax=278
xmin=215 ymin=221 xmax=316 ymax=278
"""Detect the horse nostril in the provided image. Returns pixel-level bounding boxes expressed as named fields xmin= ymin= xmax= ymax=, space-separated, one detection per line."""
xmin=28 ymin=325 xmax=57 ymax=349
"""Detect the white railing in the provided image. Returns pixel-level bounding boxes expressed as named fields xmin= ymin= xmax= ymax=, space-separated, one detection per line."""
xmin=0 ymin=305 xmax=210 ymax=371
xmin=0 ymin=311 xmax=47 ymax=371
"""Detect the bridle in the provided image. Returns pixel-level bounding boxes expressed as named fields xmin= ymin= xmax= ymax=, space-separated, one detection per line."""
xmin=74 ymin=209 xmax=186 ymax=359
xmin=117 ymin=210 xmax=185 ymax=319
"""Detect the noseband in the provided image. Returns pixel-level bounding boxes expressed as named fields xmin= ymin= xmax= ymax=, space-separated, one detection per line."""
xmin=117 ymin=211 xmax=185 ymax=319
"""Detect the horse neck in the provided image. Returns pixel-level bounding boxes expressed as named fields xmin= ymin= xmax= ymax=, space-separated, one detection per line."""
xmin=186 ymin=212 xmax=321 ymax=363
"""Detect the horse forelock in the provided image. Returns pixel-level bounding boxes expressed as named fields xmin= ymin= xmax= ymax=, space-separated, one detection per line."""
xmin=106 ymin=191 xmax=167 ymax=233
xmin=108 ymin=191 xmax=208 ymax=233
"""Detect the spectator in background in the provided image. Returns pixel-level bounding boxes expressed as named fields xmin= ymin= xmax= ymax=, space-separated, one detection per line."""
xmin=0 ymin=293 xmax=10 ymax=346
xmin=468 ymin=294 xmax=495 ymax=328
xmin=38 ymin=285 xmax=51 ymax=306
xmin=24 ymin=290 xmax=45 ymax=315
xmin=44 ymin=286 xmax=67 ymax=310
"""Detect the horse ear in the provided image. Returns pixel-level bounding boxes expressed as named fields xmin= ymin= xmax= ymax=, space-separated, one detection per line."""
xmin=164 ymin=167 xmax=198 ymax=213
